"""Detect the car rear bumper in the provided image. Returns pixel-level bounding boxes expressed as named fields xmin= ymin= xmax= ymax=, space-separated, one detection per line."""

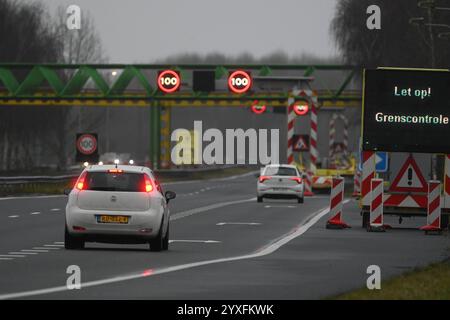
xmin=257 ymin=186 xmax=304 ymax=198
xmin=65 ymin=206 xmax=163 ymax=239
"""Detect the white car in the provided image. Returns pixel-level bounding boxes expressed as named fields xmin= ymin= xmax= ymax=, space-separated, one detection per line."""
xmin=257 ymin=164 xmax=304 ymax=203
xmin=64 ymin=165 xmax=176 ymax=251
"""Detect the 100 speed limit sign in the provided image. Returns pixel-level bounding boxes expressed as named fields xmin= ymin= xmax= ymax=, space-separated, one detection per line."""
xmin=77 ymin=134 xmax=97 ymax=155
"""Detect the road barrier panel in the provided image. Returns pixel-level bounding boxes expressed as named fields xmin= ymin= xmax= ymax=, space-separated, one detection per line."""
xmin=352 ymin=171 xmax=361 ymax=197
xmin=420 ymin=180 xmax=442 ymax=234
xmin=367 ymin=178 xmax=386 ymax=232
xmin=304 ymin=170 xmax=314 ymax=196
xmin=326 ymin=176 xmax=350 ymax=229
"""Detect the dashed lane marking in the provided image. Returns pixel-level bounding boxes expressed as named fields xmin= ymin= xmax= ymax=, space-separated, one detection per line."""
xmin=9 ymin=252 xmax=37 ymax=255
xmin=21 ymin=249 xmax=49 ymax=253
xmin=7 ymin=215 xmax=19 ymax=219
xmin=0 ymin=200 xmax=348 ymax=299
xmin=30 ymin=212 xmax=41 ymax=215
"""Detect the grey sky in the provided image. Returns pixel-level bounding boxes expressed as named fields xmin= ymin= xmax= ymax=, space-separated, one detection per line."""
xmin=40 ymin=0 xmax=338 ymax=63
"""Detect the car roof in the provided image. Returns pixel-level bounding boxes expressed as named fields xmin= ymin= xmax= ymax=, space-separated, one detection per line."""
xmin=264 ymin=164 xmax=297 ymax=169
xmin=85 ymin=165 xmax=150 ymax=173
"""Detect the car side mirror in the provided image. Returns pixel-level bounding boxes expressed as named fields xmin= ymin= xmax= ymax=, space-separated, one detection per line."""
xmin=254 ymin=173 xmax=260 ymax=178
xmin=165 ymin=190 xmax=176 ymax=203
xmin=63 ymin=189 xmax=72 ymax=196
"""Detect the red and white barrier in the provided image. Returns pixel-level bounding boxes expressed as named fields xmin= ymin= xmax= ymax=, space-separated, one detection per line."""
xmin=326 ymin=176 xmax=350 ymax=229
xmin=420 ymin=181 xmax=442 ymax=233
xmin=352 ymin=171 xmax=361 ymax=197
xmin=304 ymin=170 xmax=314 ymax=197
xmin=444 ymin=155 xmax=450 ymax=209
xmin=286 ymin=101 xmax=296 ymax=165
xmin=368 ymin=178 xmax=384 ymax=231
xmin=361 ymin=151 xmax=376 ymax=207
xmin=329 ymin=113 xmax=349 ymax=159
xmin=309 ymin=93 xmax=318 ymax=173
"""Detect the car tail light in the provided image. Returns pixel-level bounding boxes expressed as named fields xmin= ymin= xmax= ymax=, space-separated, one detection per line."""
xmin=259 ymin=176 xmax=272 ymax=183
xmin=143 ymin=175 xmax=154 ymax=193
xmin=75 ymin=171 xmax=88 ymax=190
xmin=108 ymin=169 xmax=124 ymax=173
xmin=290 ymin=177 xmax=303 ymax=184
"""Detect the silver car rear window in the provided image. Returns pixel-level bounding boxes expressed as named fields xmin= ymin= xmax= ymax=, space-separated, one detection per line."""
xmin=264 ymin=167 xmax=297 ymax=176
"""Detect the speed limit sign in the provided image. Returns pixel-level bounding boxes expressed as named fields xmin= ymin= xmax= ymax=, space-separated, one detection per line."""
xmin=228 ymin=70 xmax=252 ymax=94
xmin=157 ymin=70 xmax=181 ymax=93
xmin=76 ymin=133 xmax=99 ymax=163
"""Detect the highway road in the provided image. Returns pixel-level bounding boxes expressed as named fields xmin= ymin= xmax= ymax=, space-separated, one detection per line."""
xmin=0 ymin=172 xmax=448 ymax=299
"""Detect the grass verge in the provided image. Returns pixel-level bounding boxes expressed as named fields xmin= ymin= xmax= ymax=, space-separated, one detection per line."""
xmin=332 ymin=260 xmax=450 ymax=300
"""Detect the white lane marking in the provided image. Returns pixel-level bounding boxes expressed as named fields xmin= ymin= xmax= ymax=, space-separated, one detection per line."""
xmin=53 ymin=242 xmax=64 ymax=245
xmin=264 ymin=205 xmax=296 ymax=208
xmin=33 ymin=247 xmax=60 ymax=250
xmin=0 ymin=258 xmax=13 ymax=260
xmin=0 ymin=198 xmax=343 ymax=300
xmin=169 ymin=240 xmax=221 ymax=244
xmin=8 ymin=215 xmax=19 ymax=218
xmin=216 ymin=222 xmax=261 ymax=226
xmin=9 ymin=252 xmax=37 ymax=255
xmin=21 ymin=249 xmax=49 ymax=253
xmin=0 ymin=254 xmax=25 ymax=258
xmin=162 ymin=171 xmax=257 ymax=186
xmin=44 ymin=244 xmax=64 ymax=247
xmin=0 ymin=195 xmax=65 ymax=201
xmin=30 ymin=212 xmax=41 ymax=215
xmin=50 ymin=208 xmax=61 ymax=212
xmin=170 ymin=197 xmax=255 ymax=221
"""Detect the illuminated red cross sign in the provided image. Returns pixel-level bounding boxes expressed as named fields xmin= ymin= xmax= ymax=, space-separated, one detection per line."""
xmin=251 ymin=100 xmax=266 ymax=114
xmin=293 ymin=103 xmax=309 ymax=116
xmin=157 ymin=70 xmax=181 ymax=93
xmin=228 ymin=70 xmax=252 ymax=94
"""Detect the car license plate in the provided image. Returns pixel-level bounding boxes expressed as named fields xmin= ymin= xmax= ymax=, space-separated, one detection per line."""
xmin=272 ymin=187 xmax=285 ymax=191
xmin=97 ymin=215 xmax=129 ymax=224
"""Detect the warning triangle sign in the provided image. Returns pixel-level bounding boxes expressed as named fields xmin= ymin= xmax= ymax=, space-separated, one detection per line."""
xmin=390 ymin=155 xmax=428 ymax=193
xmin=293 ymin=135 xmax=309 ymax=151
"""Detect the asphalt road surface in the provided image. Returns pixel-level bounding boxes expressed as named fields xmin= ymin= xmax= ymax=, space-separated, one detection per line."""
xmin=0 ymin=172 xmax=448 ymax=299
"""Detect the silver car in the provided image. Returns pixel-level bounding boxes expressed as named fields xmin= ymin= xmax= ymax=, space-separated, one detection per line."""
xmin=257 ymin=164 xmax=304 ymax=203
xmin=64 ymin=165 xmax=176 ymax=251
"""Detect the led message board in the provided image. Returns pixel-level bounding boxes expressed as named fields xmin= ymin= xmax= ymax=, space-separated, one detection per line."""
xmin=362 ymin=68 xmax=450 ymax=153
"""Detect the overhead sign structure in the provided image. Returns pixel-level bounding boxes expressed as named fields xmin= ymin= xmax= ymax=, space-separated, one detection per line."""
xmin=76 ymin=133 xmax=99 ymax=163
xmin=157 ymin=70 xmax=181 ymax=93
xmin=251 ymin=100 xmax=266 ymax=114
xmin=358 ymin=151 xmax=388 ymax=172
xmin=293 ymin=103 xmax=309 ymax=116
xmin=228 ymin=70 xmax=252 ymax=94
xmin=390 ymin=155 xmax=427 ymax=193
xmin=293 ymin=134 xmax=310 ymax=152
xmin=362 ymin=68 xmax=450 ymax=153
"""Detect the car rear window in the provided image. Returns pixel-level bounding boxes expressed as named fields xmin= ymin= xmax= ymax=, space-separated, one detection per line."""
xmin=85 ymin=172 xmax=145 ymax=192
xmin=264 ymin=167 xmax=297 ymax=176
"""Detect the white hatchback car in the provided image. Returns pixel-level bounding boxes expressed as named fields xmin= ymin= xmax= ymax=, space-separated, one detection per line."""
xmin=257 ymin=164 xmax=304 ymax=203
xmin=64 ymin=165 xmax=176 ymax=251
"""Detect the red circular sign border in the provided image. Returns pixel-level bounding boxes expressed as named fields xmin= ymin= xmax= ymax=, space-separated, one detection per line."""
xmin=157 ymin=70 xmax=181 ymax=93
xmin=77 ymin=134 xmax=97 ymax=155
xmin=228 ymin=70 xmax=252 ymax=94
xmin=251 ymin=101 xmax=267 ymax=114
xmin=293 ymin=103 xmax=309 ymax=116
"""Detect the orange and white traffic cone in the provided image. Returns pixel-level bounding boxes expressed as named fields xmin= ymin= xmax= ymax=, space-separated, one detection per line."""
xmin=352 ymin=171 xmax=361 ymax=197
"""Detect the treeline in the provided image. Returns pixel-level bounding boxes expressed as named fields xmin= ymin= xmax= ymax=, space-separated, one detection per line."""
xmin=0 ymin=0 xmax=105 ymax=172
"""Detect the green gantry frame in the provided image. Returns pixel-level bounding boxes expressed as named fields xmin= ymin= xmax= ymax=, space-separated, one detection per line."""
xmin=0 ymin=63 xmax=361 ymax=168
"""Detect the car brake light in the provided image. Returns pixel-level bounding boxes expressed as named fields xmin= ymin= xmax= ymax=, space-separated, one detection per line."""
xmin=144 ymin=175 xmax=154 ymax=193
xmin=108 ymin=169 xmax=123 ymax=173
xmin=290 ymin=177 xmax=302 ymax=184
xmin=259 ymin=176 xmax=272 ymax=183
xmin=75 ymin=171 xmax=88 ymax=190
